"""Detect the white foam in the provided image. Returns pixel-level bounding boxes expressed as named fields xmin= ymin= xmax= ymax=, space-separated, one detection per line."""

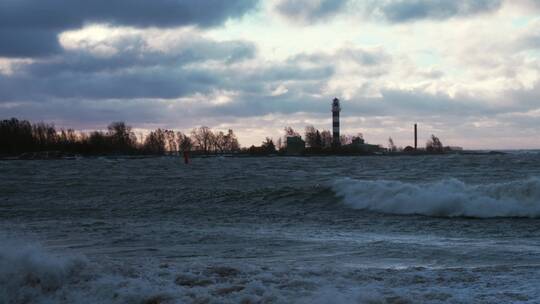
xmin=0 ymin=236 xmax=183 ymax=304
xmin=332 ymin=177 xmax=540 ymax=218
xmin=2 ymin=236 xmax=540 ymax=303
xmin=0 ymin=238 xmax=88 ymax=304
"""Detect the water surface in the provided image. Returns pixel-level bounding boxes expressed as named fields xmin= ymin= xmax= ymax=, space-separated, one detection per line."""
xmin=1 ymin=153 xmax=540 ymax=303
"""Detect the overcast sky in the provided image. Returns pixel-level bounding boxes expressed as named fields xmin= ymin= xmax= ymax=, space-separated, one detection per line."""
xmin=1 ymin=0 xmax=539 ymax=149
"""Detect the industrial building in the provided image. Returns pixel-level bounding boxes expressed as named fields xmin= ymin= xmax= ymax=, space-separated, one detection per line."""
xmin=285 ymin=136 xmax=305 ymax=155
xmin=348 ymin=136 xmax=382 ymax=153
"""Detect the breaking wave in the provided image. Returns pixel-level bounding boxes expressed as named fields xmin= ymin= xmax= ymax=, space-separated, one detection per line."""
xmin=333 ymin=177 xmax=540 ymax=218
xmin=0 ymin=237 xmax=179 ymax=304
xmin=0 ymin=238 xmax=88 ymax=304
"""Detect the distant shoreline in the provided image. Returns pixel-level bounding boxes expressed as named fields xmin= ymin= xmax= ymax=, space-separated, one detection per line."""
xmin=0 ymin=150 xmax=514 ymax=160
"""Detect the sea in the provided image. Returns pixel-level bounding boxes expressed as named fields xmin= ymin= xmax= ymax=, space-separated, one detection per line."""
xmin=1 ymin=152 xmax=540 ymax=304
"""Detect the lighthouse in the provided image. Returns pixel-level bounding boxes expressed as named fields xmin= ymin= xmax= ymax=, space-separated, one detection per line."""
xmin=332 ymin=97 xmax=341 ymax=147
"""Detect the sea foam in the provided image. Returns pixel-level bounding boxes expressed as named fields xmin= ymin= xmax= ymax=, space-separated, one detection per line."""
xmin=0 ymin=237 xmax=88 ymax=304
xmin=333 ymin=177 xmax=540 ymax=218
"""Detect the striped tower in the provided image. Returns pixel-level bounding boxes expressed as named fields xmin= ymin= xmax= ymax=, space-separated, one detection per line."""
xmin=332 ymin=97 xmax=341 ymax=147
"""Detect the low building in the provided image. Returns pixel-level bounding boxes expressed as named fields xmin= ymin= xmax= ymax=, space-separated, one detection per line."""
xmin=346 ymin=137 xmax=382 ymax=153
xmin=286 ymin=136 xmax=305 ymax=155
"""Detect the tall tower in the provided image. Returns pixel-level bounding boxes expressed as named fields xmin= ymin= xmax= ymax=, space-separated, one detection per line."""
xmin=332 ymin=97 xmax=341 ymax=147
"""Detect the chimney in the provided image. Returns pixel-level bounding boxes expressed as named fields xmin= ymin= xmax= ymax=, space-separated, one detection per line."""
xmin=332 ymin=97 xmax=341 ymax=147
xmin=414 ymin=123 xmax=418 ymax=150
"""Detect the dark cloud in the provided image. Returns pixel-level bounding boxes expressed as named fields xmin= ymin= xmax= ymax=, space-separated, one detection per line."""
xmin=0 ymin=38 xmax=337 ymax=101
xmin=25 ymin=41 xmax=256 ymax=76
xmin=0 ymin=0 xmax=258 ymax=29
xmin=3 ymin=43 xmax=493 ymax=124
xmin=0 ymin=29 xmax=62 ymax=57
xmin=205 ymin=88 xmax=500 ymax=120
xmin=0 ymin=33 xmax=257 ymax=100
xmin=0 ymin=64 xmax=222 ymax=100
xmin=0 ymin=62 xmax=331 ymax=101
xmin=371 ymin=0 xmax=503 ymax=23
xmin=0 ymin=0 xmax=259 ymax=57
xmin=275 ymin=0 xmax=348 ymax=23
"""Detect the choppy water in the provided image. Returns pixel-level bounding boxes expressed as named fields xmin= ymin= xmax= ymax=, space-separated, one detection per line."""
xmin=1 ymin=153 xmax=540 ymax=303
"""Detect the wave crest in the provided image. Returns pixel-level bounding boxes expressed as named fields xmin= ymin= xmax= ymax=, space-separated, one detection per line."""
xmin=332 ymin=177 xmax=540 ymax=218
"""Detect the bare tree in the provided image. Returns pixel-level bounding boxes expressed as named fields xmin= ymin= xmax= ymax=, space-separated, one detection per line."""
xmin=107 ymin=121 xmax=136 ymax=152
xmin=340 ymin=134 xmax=353 ymax=145
xmin=388 ymin=137 xmax=397 ymax=152
xmin=426 ymin=134 xmax=443 ymax=153
xmin=261 ymin=137 xmax=276 ymax=153
xmin=164 ymin=130 xmax=177 ymax=153
xmin=177 ymin=132 xmax=192 ymax=152
xmin=191 ymin=126 xmax=214 ymax=154
xmin=214 ymin=131 xmax=226 ymax=153
xmin=282 ymin=126 xmax=300 ymax=148
xmin=304 ymin=125 xmax=322 ymax=148
xmin=143 ymin=129 xmax=166 ymax=154
xmin=224 ymin=129 xmax=240 ymax=152
xmin=320 ymin=130 xmax=332 ymax=148
xmin=284 ymin=126 xmax=299 ymax=137
xmin=33 ymin=122 xmax=58 ymax=150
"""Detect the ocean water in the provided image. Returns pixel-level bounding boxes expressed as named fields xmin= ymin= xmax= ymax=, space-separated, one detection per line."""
xmin=1 ymin=153 xmax=540 ymax=303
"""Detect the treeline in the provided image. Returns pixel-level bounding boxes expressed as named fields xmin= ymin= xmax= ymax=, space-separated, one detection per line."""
xmin=0 ymin=118 xmax=240 ymax=156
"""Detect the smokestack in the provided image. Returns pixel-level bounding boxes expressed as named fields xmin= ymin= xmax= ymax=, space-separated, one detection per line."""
xmin=414 ymin=123 xmax=418 ymax=150
xmin=332 ymin=97 xmax=341 ymax=147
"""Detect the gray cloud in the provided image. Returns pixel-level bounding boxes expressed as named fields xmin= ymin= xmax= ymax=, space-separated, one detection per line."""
xmin=275 ymin=0 xmax=348 ymax=23
xmin=0 ymin=36 xmax=339 ymax=102
xmin=0 ymin=29 xmax=62 ymax=57
xmin=0 ymin=0 xmax=259 ymax=57
xmin=289 ymin=47 xmax=391 ymax=66
xmin=274 ymin=0 xmax=503 ymax=24
xmin=519 ymin=32 xmax=540 ymax=51
xmin=0 ymin=68 xmax=219 ymax=100
xmin=204 ymin=88 xmax=506 ymax=120
xmin=0 ymin=62 xmax=332 ymax=101
xmin=0 ymin=33 xmax=257 ymax=100
xmin=4 ymin=82 xmax=534 ymax=132
xmin=26 ymin=41 xmax=256 ymax=76
xmin=2 ymin=41 xmax=521 ymax=121
xmin=368 ymin=0 xmax=503 ymax=23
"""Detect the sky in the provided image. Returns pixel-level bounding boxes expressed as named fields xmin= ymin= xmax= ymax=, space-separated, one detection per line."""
xmin=1 ymin=0 xmax=539 ymax=149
